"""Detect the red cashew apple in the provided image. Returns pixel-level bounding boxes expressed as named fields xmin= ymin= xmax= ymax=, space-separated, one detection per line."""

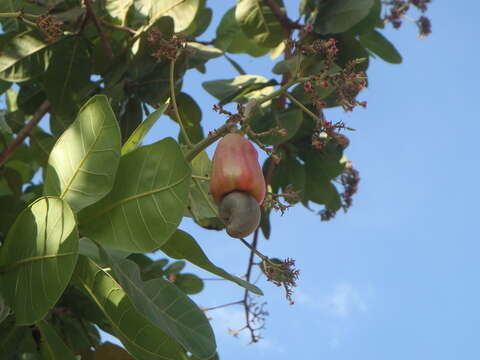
xmin=210 ymin=133 xmax=266 ymax=238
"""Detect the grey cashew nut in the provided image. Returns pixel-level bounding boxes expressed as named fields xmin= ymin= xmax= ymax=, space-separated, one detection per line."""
xmin=219 ymin=191 xmax=261 ymax=238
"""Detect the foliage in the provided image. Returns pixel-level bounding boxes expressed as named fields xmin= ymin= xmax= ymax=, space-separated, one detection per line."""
xmin=0 ymin=0 xmax=431 ymax=358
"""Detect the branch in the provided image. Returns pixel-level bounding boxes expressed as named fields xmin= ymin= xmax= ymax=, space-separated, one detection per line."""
xmin=84 ymin=0 xmax=114 ymax=62
xmin=264 ymin=0 xmax=302 ymax=31
xmin=0 ymin=101 xmax=50 ymax=167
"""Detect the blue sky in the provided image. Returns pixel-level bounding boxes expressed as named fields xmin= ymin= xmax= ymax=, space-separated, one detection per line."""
xmin=147 ymin=2 xmax=480 ymax=359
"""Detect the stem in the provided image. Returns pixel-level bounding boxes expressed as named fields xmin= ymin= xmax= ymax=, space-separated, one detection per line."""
xmin=0 ymin=100 xmax=50 ymax=167
xmin=285 ymin=92 xmax=325 ymax=127
xmin=202 ymin=300 xmax=243 ymax=312
xmin=184 ymin=124 xmax=230 ymax=162
xmin=170 ymin=59 xmax=192 ymax=147
xmin=0 ymin=12 xmax=40 ymax=20
xmin=192 ymin=175 xmax=209 ymax=181
xmin=239 ymin=238 xmax=267 ymax=261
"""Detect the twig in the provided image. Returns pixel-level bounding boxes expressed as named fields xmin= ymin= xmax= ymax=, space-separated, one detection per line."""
xmin=84 ymin=0 xmax=114 ymax=62
xmin=202 ymin=301 xmax=243 ymax=312
xmin=285 ymin=92 xmax=325 ymax=127
xmin=0 ymin=101 xmax=50 ymax=167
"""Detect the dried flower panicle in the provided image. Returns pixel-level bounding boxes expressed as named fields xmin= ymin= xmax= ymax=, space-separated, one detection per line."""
xmin=36 ymin=14 xmax=63 ymax=42
xmin=261 ymin=257 xmax=300 ymax=305
xmin=149 ymin=30 xmax=186 ymax=60
xmin=383 ymin=0 xmax=432 ymax=38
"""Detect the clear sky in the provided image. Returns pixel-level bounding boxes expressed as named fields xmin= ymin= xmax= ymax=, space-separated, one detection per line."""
xmin=144 ymin=2 xmax=480 ymax=359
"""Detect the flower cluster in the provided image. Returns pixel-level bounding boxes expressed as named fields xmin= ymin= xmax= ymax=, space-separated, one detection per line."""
xmin=36 ymin=14 xmax=63 ymax=42
xmin=383 ymin=0 xmax=432 ymax=38
xmin=261 ymin=257 xmax=300 ymax=305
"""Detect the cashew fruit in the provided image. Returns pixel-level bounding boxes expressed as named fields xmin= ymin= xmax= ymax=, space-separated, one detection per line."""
xmin=210 ymin=133 xmax=266 ymax=205
xmin=219 ymin=191 xmax=261 ymax=238
xmin=210 ymin=133 xmax=266 ymax=238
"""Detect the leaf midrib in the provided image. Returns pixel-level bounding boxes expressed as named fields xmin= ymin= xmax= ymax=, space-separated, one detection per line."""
xmin=81 ymin=174 xmax=188 ymax=224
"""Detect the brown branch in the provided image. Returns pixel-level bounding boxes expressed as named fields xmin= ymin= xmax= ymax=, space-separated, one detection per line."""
xmin=238 ymin=156 xmax=277 ymax=343
xmin=0 ymin=100 xmax=50 ymax=167
xmin=265 ymin=0 xmax=302 ymax=31
xmin=84 ymin=0 xmax=114 ymax=62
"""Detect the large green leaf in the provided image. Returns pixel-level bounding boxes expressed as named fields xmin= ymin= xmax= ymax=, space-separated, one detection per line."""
xmin=0 ymin=196 xmax=78 ymax=325
xmin=162 ymin=230 xmax=263 ymax=296
xmin=0 ymin=30 xmax=53 ymax=82
xmin=79 ymin=138 xmax=191 ymax=252
xmin=43 ymin=36 xmax=91 ymax=126
xmin=37 ymin=320 xmax=77 ymax=360
xmin=360 ymin=30 xmax=402 ymax=64
xmin=121 ymin=101 xmax=169 ymax=155
xmin=235 ymin=0 xmax=284 ymax=48
xmin=214 ymin=7 xmax=269 ymax=57
xmin=314 ymin=0 xmax=375 ymax=34
xmin=74 ymin=256 xmax=184 ymax=360
xmin=44 ymin=95 xmax=121 ymax=212
xmin=108 ymin=258 xmax=216 ymax=359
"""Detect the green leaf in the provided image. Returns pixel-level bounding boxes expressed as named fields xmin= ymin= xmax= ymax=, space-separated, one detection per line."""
xmin=359 ymin=30 xmax=402 ymax=64
xmin=79 ymin=138 xmax=191 ymax=252
xmin=0 ymin=80 xmax=11 ymax=95
xmin=304 ymin=178 xmax=341 ymax=211
xmin=74 ymin=256 xmax=184 ymax=360
xmin=161 ymin=230 xmax=263 ymax=296
xmin=0 ymin=196 xmax=78 ymax=325
xmin=214 ymin=7 xmax=269 ymax=57
xmin=94 ymin=342 xmax=135 ymax=359
xmin=174 ymin=274 xmax=204 ymax=294
xmin=272 ymin=54 xmax=303 ymax=75
xmin=105 ymin=0 xmax=135 ymax=25
xmin=107 ymin=258 xmax=216 ymax=359
xmin=349 ymin=0 xmax=382 ymax=35
xmin=29 ymin=128 xmax=55 ymax=167
xmin=185 ymin=42 xmax=223 ymax=71
xmin=0 ymin=30 xmax=53 ymax=82
xmin=0 ymin=317 xmax=28 ymax=357
xmin=303 ymin=142 xmax=347 ymax=182
xmin=0 ymin=294 xmax=10 ymax=325
xmin=121 ymin=100 xmax=169 ymax=155
xmin=202 ymin=74 xmax=275 ymax=105
xmin=168 ymin=92 xmax=204 ymax=144
xmin=223 ymin=54 xmax=246 ymax=75
xmin=0 ymin=111 xmax=12 ymax=135
xmin=314 ymin=0 xmax=375 ymax=34
xmin=235 ymin=0 xmax=284 ymax=48
xmin=44 ymin=95 xmax=122 ymax=212
xmin=187 ymin=151 xmax=220 ymax=225
xmin=119 ymin=96 xmax=143 ymax=143
xmin=250 ymin=108 xmax=303 ymax=145
xmin=37 ymin=320 xmax=77 ymax=360
xmin=270 ymin=155 xmax=306 ymax=197
xmin=43 ymin=36 xmax=91 ymax=125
